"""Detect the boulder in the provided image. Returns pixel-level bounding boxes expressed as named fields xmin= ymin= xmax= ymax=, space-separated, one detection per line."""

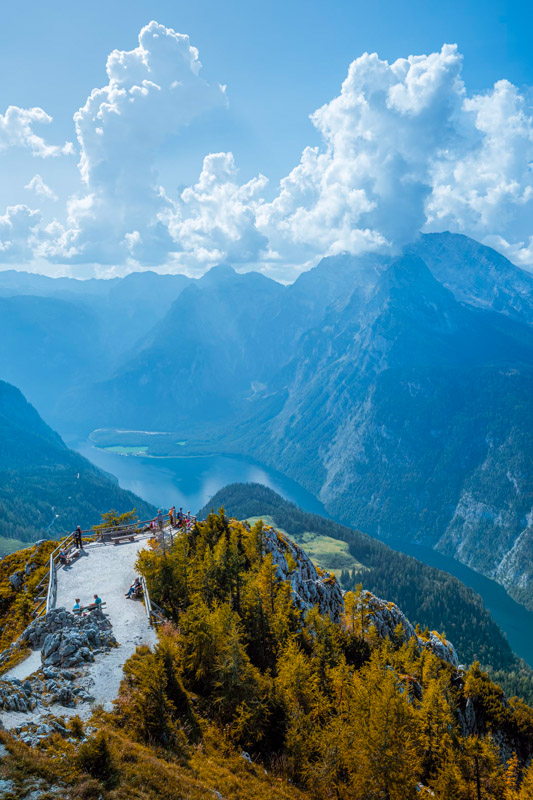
xmin=8 ymin=570 xmax=24 ymax=590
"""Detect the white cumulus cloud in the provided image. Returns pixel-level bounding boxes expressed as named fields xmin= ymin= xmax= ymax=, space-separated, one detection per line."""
xmin=258 ymin=45 xmax=466 ymax=263
xmin=0 ymin=106 xmax=73 ymax=157
xmin=49 ymin=20 xmax=227 ymax=266
xmin=25 ymin=174 xmax=58 ymax=201
xmin=426 ymin=79 xmax=533 ymax=247
xmin=162 ymin=152 xmax=269 ymax=272
xmin=6 ymin=32 xmax=533 ymax=276
xmin=0 ymin=205 xmax=41 ymax=263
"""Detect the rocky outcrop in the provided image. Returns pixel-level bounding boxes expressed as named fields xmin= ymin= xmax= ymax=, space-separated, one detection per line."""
xmin=260 ymin=522 xmax=458 ymax=667
xmin=260 ymin=523 xmax=344 ymax=621
xmin=8 ymin=570 xmax=24 ymax=590
xmin=357 ymin=590 xmax=458 ymax=667
xmin=0 ymin=607 xmax=116 ymax=674
xmin=0 ymin=609 xmax=116 ymax=715
xmin=0 ymin=668 xmax=82 ymax=713
xmin=23 ymin=607 xmax=117 ymax=669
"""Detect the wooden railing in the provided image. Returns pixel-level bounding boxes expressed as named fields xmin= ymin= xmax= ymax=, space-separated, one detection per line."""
xmin=33 ymin=533 xmax=74 ymax=617
xmin=45 ymin=555 xmax=57 ymax=614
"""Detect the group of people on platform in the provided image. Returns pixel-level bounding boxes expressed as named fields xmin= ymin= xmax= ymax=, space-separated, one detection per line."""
xmin=58 ymin=506 xmax=196 ymax=569
xmin=58 ymin=507 xmax=195 ymax=616
xmin=150 ymin=506 xmax=193 ymax=532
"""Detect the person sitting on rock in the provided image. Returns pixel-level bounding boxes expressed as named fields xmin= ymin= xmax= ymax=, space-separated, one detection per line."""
xmin=93 ymin=594 xmax=102 ymax=608
xmin=72 ymin=598 xmax=81 ymax=614
xmin=125 ymin=577 xmax=141 ymax=599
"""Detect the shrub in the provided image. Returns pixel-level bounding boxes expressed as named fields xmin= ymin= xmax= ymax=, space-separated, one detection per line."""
xmin=78 ymin=731 xmax=118 ymax=788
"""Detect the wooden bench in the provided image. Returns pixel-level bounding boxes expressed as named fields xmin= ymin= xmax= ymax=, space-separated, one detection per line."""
xmin=75 ymin=602 xmax=107 ymax=614
xmin=112 ymin=533 xmax=136 ymax=545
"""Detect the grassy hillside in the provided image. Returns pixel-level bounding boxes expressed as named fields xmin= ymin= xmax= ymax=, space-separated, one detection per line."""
xmin=0 ymin=540 xmax=56 ymax=667
xmin=1 ymin=512 xmax=532 ymax=799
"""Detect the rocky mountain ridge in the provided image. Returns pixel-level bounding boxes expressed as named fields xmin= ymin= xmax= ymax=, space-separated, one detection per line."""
xmin=260 ymin=520 xmax=459 ymax=666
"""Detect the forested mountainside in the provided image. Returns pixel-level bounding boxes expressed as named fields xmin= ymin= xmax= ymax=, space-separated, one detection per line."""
xmin=199 ymin=483 xmax=533 ymax=703
xmin=2 ymin=510 xmax=532 ymax=800
xmin=0 ymin=380 xmax=155 ymax=550
xmin=1 ymin=232 xmax=531 ymax=607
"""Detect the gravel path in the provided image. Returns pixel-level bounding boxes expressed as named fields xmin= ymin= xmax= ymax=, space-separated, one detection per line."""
xmin=54 ymin=536 xmax=157 ymax=714
xmin=1 ymin=534 xmax=160 ymax=728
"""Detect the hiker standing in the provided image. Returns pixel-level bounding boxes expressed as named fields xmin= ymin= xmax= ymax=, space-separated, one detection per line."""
xmin=74 ymin=526 xmax=83 ymax=549
xmin=169 ymin=505 xmax=176 ymax=527
xmin=157 ymin=509 xmax=164 ymax=530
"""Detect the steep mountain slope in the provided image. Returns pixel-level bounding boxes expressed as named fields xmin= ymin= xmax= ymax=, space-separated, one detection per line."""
xmin=0 ymin=270 xmax=192 ymax=431
xmin=82 ymin=265 xmax=284 ymax=430
xmin=411 ymin=232 xmax=533 ymax=324
xmin=223 ymin=255 xmax=533 ymax=608
xmin=0 ymin=380 xmax=156 ymax=545
xmin=0 ymin=295 xmax=104 ymax=422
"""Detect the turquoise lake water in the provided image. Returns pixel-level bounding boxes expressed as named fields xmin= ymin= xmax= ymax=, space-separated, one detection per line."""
xmin=74 ymin=439 xmax=329 ymax=518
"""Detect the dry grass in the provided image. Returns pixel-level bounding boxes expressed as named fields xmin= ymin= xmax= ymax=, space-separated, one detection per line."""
xmin=0 ymin=540 xmax=57 ymax=659
xmin=0 ymin=717 xmax=307 ymax=800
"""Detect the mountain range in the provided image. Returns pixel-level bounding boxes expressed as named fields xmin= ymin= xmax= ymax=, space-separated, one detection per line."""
xmin=0 ymin=232 xmax=531 ymax=608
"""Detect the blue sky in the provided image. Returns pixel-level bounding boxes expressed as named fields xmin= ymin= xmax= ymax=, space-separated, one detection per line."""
xmin=1 ymin=0 xmax=533 ymax=279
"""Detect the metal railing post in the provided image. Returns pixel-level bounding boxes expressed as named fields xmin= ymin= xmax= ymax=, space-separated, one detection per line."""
xmin=45 ymin=554 xmax=56 ymax=614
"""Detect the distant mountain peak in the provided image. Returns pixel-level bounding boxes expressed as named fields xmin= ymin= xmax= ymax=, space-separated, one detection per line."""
xmin=199 ymin=263 xmax=237 ymax=285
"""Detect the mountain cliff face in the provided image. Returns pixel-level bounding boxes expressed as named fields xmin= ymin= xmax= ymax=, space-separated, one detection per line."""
xmin=410 ymin=232 xmax=533 ymax=325
xmin=84 ymin=266 xmax=284 ymax=430
xmin=262 ymin=518 xmax=459 ymax=665
xmin=0 ymin=380 xmax=156 ymax=545
xmin=225 ymin=250 xmax=533 ymax=607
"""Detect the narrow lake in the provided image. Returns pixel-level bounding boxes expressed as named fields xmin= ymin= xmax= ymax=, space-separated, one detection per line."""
xmin=73 ymin=439 xmax=329 ymax=518
xmin=386 ymin=538 xmax=533 ymax=669
xmin=74 ymin=439 xmax=533 ymax=667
